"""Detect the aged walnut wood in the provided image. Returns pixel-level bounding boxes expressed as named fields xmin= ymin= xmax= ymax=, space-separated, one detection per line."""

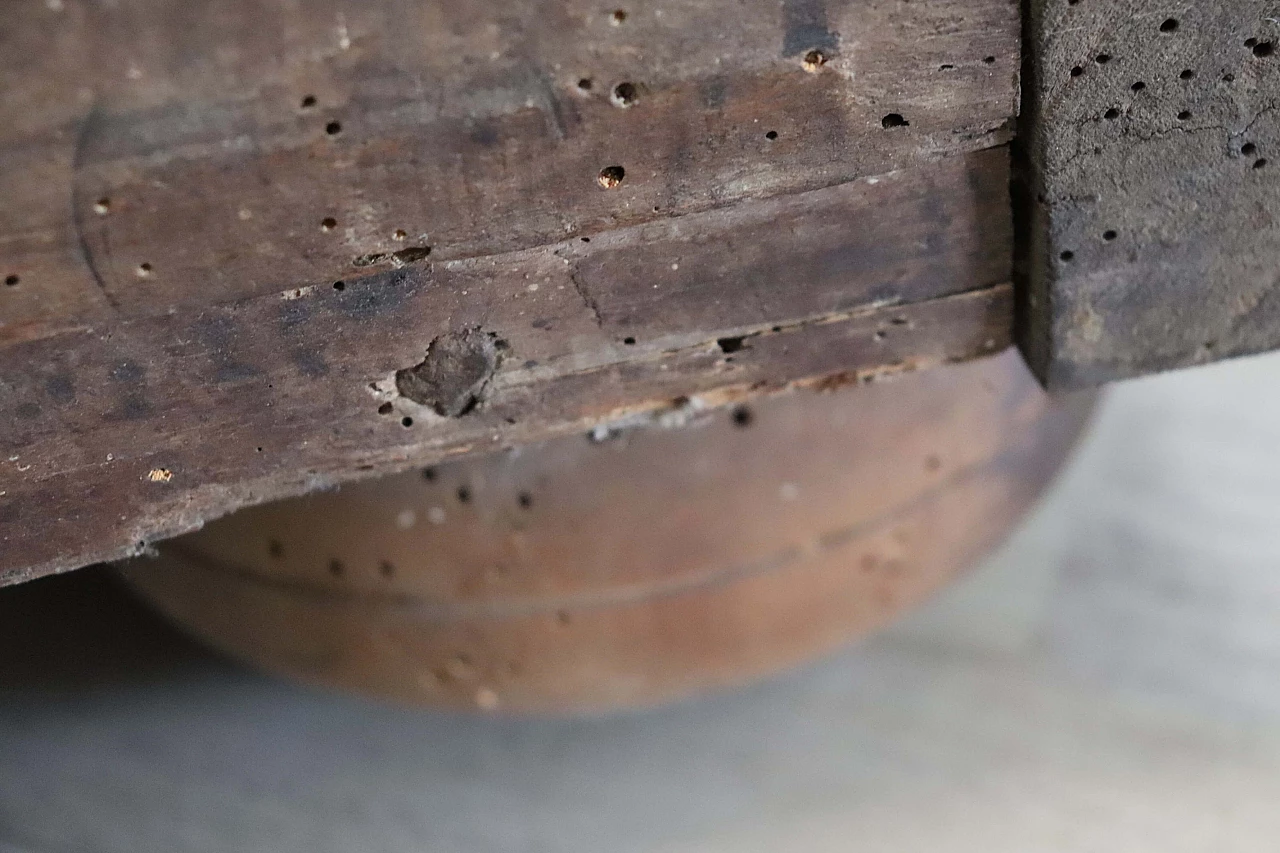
xmin=0 ymin=0 xmax=1020 ymax=582
xmin=1019 ymin=0 xmax=1280 ymax=387
xmin=124 ymin=351 xmax=1095 ymax=713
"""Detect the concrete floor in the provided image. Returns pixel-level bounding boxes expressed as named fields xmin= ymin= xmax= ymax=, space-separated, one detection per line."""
xmin=5 ymin=352 xmax=1280 ymax=852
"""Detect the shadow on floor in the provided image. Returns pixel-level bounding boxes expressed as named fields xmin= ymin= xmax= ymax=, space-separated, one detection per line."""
xmin=0 ymin=566 xmax=234 ymax=693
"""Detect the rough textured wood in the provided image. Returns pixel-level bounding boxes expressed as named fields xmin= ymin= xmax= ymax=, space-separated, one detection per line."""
xmin=0 ymin=0 xmax=1019 ymax=581
xmin=1019 ymin=0 xmax=1280 ymax=387
xmin=1 ymin=0 xmax=1017 ymax=336
xmin=124 ymin=351 xmax=1094 ymax=713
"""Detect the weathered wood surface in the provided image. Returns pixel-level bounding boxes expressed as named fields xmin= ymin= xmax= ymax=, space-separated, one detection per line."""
xmin=0 ymin=0 xmax=1019 ymax=582
xmin=1019 ymin=0 xmax=1280 ymax=387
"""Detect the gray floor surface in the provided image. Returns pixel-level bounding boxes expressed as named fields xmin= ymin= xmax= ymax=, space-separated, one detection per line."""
xmin=5 ymin=352 xmax=1280 ymax=852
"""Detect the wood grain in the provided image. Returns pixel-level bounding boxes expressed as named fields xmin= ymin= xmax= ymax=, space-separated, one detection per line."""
xmin=0 ymin=0 xmax=1019 ymax=580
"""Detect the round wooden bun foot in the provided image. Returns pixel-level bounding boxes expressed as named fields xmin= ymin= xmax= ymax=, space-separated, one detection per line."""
xmin=123 ymin=351 xmax=1093 ymax=714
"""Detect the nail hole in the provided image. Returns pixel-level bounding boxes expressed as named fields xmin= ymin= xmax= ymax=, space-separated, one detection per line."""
xmin=881 ymin=113 xmax=908 ymax=128
xmin=457 ymin=485 xmax=472 ymax=503
xmin=1131 ymin=81 xmax=1146 ymax=91
xmin=1070 ymin=65 xmax=1084 ymax=77
xmin=1246 ymin=38 xmax=1258 ymax=48
xmin=3 ymin=274 xmax=17 ymax=287
xmin=610 ymin=8 xmax=626 ymax=24
xmin=939 ymin=63 xmax=955 ymax=70
xmin=1224 ymin=73 xmax=1236 ymax=82
xmin=136 ymin=262 xmax=152 ymax=278
xmin=517 ymin=492 xmax=533 ymax=509
xmin=300 ymin=95 xmax=317 ymax=109
xmin=321 ymin=217 xmax=337 ymax=231
xmin=401 ymin=416 xmax=414 ymax=427
xmin=982 ymin=55 xmax=995 ymax=64
xmin=422 ymin=467 xmax=437 ymax=482
xmin=731 ymin=405 xmax=753 ymax=427
xmin=802 ymin=49 xmax=827 ymax=72
xmin=1060 ymin=250 xmax=1075 ymax=261
xmin=1178 ymin=110 xmax=1192 ymax=120
xmin=597 ymin=165 xmax=626 ymax=188
xmin=765 ymin=130 xmax=778 ymax=140
xmin=332 ymin=280 xmax=345 ymax=291
xmin=611 ymin=82 xmax=638 ymax=107
xmin=1160 ymin=18 xmax=1179 ymax=32
xmin=1179 ymin=69 xmax=1195 ymax=80
xmin=1255 ymin=158 xmax=1268 ymax=169
xmin=1104 ymin=108 xmax=1120 ymax=119
xmin=577 ymin=77 xmax=593 ymax=91
xmin=325 ymin=120 xmax=342 ymax=135
xmin=717 ymin=335 xmax=746 ymax=353
xmin=378 ymin=402 xmax=393 ymax=415
xmin=1102 ymin=229 xmax=1117 ymax=241
xmin=93 ymin=197 xmax=111 ymax=215
xmin=1254 ymin=41 xmax=1275 ymax=58
xmin=1242 ymin=142 xmax=1257 ymax=155
xmin=1095 ymin=53 xmax=1111 ymax=64
xmin=623 ymin=336 xmax=636 ymax=345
